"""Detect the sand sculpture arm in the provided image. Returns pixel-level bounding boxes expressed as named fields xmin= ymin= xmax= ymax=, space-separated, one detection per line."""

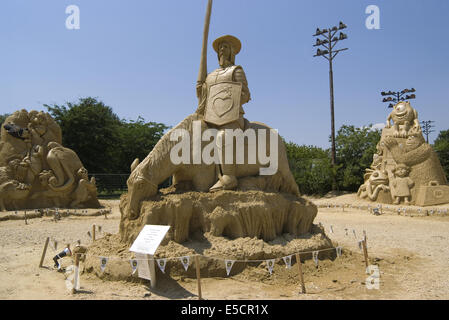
xmin=385 ymin=138 xmax=431 ymax=166
xmin=233 ymin=66 xmax=251 ymax=104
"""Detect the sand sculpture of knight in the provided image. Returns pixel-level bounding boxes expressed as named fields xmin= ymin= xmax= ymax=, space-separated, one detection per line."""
xmin=196 ymin=35 xmax=251 ymax=192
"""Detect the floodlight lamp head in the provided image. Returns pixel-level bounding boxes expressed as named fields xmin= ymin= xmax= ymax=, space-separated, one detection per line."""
xmin=339 ymin=32 xmax=347 ymax=40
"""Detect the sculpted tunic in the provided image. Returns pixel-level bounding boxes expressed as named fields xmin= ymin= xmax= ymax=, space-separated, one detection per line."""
xmin=196 ymin=65 xmax=250 ymax=125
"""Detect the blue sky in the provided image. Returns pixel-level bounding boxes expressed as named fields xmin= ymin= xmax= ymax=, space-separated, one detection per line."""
xmin=1 ymin=0 xmax=448 ymax=148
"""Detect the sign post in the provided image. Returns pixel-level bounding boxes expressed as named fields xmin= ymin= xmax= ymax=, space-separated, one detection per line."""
xmin=130 ymin=225 xmax=171 ymax=289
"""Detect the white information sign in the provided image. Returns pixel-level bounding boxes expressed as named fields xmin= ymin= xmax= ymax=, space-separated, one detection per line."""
xmin=129 ymin=225 xmax=171 ymax=255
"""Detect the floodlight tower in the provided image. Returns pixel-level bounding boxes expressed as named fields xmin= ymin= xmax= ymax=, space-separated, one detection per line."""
xmin=421 ymin=120 xmax=435 ymax=143
xmin=313 ymin=21 xmax=348 ymax=189
xmin=380 ymin=88 xmax=416 ymax=108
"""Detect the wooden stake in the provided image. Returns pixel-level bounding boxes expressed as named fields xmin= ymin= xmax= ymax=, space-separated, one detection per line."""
xmin=195 ymin=255 xmax=202 ymax=300
xmin=72 ymin=253 xmax=80 ymax=294
xmin=295 ymin=253 xmax=306 ymax=294
xmin=24 ymin=211 xmax=28 ymax=225
xmin=148 ymin=254 xmax=156 ymax=289
xmin=362 ymin=239 xmax=369 ymax=270
xmin=39 ymin=237 xmax=50 ymax=268
xmin=92 ymin=224 xmax=96 ymax=241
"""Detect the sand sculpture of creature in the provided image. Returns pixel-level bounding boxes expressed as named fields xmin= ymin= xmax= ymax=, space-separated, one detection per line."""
xmin=386 ymin=101 xmax=421 ymax=138
xmin=358 ymin=101 xmax=449 ymax=206
xmin=0 ymin=109 xmax=100 ymax=211
xmin=120 ymin=7 xmax=316 ymax=244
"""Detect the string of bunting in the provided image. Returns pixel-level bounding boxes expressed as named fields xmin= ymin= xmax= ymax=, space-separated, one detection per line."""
xmin=77 ymin=245 xmax=344 ymax=277
xmin=49 ymin=232 xmax=345 ymax=277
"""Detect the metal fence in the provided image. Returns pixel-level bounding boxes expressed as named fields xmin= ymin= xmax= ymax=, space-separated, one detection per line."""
xmin=88 ymin=173 xmax=129 ymax=193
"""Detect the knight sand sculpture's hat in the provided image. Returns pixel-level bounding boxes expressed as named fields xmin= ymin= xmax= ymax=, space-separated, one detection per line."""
xmin=212 ymin=35 xmax=241 ymax=55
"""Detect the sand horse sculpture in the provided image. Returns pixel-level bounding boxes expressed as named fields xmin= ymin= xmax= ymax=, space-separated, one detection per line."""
xmin=122 ymin=1 xmax=301 ymax=221
xmin=125 ymin=113 xmax=300 ymax=220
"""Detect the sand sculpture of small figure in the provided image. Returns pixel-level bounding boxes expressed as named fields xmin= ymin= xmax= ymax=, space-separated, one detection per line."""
xmin=390 ymin=164 xmax=414 ymax=205
xmin=386 ymin=101 xmax=421 ymax=138
xmin=357 ymin=169 xmax=390 ymax=201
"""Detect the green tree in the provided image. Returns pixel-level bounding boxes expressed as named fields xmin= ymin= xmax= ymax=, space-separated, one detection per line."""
xmin=335 ymin=124 xmax=381 ymax=191
xmin=434 ymin=129 xmax=449 ymax=181
xmin=285 ymin=142 xmax=333 ymax=195
xmin=46 ymin=97 xmax=168 ymax=175
xmin=117 ymin=117 xmax=169 ymax=172
xmin=45 ymin=97 xmax=123 ymax=173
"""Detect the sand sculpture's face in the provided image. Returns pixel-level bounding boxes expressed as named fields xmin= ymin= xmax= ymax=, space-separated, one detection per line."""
xmin=405 ymin=134 xmax=424 ymax=151
xmin=392 ymin=102 xmax=415 ymax=123
xmin=31 ymin=113 xmax=48 ymax=136
xmin=395 ymin=167 xmax=409 ymax=178
xmin=126 ymin=171 xmax=158 ymax=219
xmin=368 ymin=170 xmax=389 ymax=186
xmin=218 ymin=41 xmax=233 ymax=67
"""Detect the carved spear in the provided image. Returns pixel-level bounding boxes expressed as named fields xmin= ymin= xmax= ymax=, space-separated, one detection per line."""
xmin=196 ymin=0 xmax=213 ymax=110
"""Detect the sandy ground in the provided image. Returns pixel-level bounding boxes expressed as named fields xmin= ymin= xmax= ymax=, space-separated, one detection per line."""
xmin=1 ymin=195 xmax=449 ymax=300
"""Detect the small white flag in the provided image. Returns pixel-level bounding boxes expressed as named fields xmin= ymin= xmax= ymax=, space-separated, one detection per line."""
xmin=130 ymin=259 xmax=138 ymax=275
xmin=282 ymin=255 xmax=292 ymax=269
xmin=100 ymin=257 xmax=108 ymax=272
xmin=336 ymin=246 xmax=342 ymax=257
xmin=266 ymin=259 xmax=275 ymax=274
xmin=312 ymin=251 xmax=319 ymax=266
xmin=224 ymin=260 xmax=235 ymax=276
xmin=430 ymin=210 xmax=434 ymax=214
xmin=180 ymin=256 xmax=190 ymax=271
xmin=329 ymin=225 xmax=334 ymax=234
xmin=157 ymin=258 xmax=167 ymax=274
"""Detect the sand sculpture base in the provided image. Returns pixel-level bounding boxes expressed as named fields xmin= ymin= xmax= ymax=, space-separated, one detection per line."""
xmin=119 ymin=188 xmax=317 ymax=245
xmin=83 ymin=225 xmax=334 ymax=281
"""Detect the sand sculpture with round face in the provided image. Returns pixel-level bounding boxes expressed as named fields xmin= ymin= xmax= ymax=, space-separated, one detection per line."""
xmin=0 ymin=109 xmax=100 ymax=211
xmin=358 ymin=102 xmax=449 ymax=206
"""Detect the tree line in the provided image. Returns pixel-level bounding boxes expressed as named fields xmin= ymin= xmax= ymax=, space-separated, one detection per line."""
xmin=1 ymin=97 xmax=448 ymax=195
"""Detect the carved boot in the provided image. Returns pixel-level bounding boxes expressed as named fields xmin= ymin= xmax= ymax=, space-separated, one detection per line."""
xmin=209 ymin=164 xmax=238 ymax=192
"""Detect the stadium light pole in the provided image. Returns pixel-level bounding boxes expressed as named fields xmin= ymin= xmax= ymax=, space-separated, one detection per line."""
xmin=380 ymin=88 xmax=416 ymax=108
xmin=421 ymin=120 xmax=435 ymax=143
xmin=313 ymin=21 xmax=348 ymax=190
